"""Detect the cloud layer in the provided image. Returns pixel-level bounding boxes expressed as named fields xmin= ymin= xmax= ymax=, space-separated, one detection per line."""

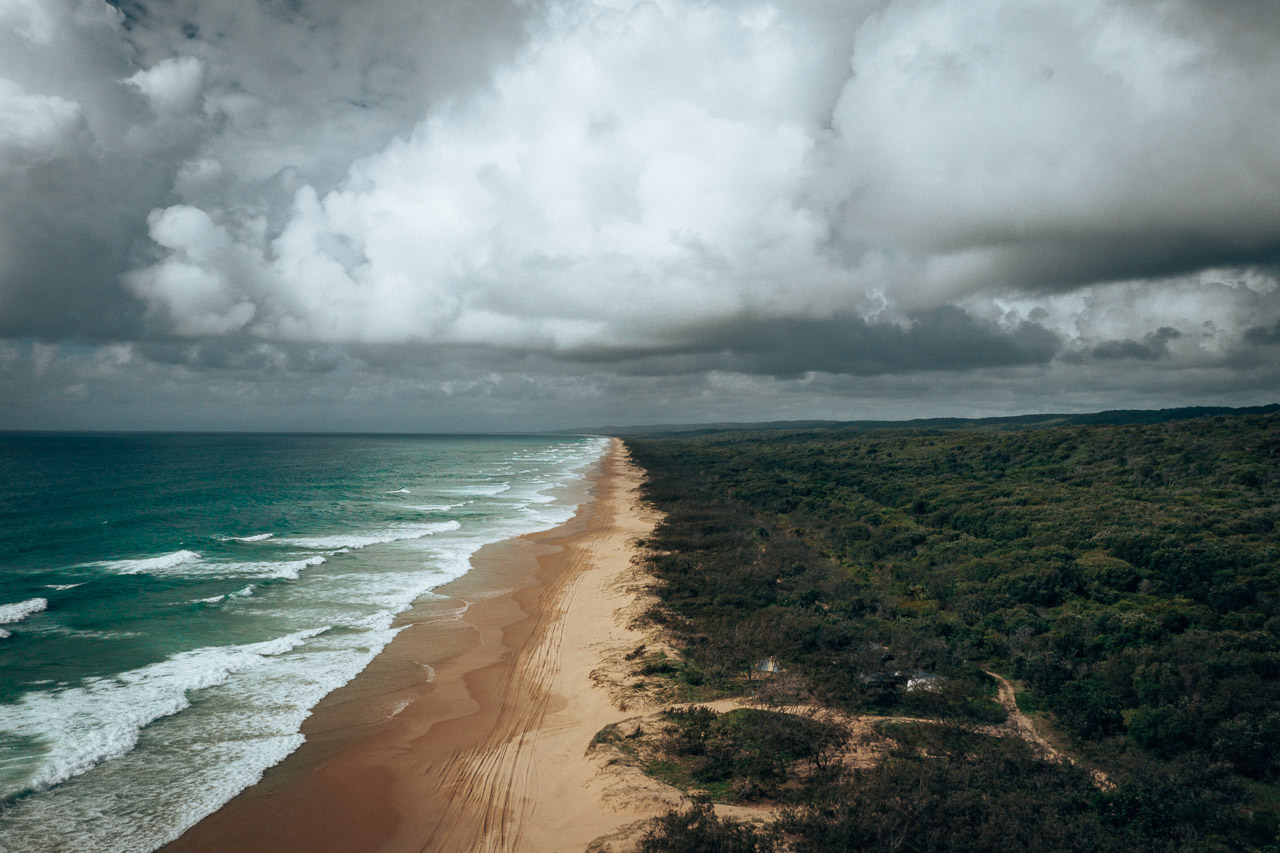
xmin=1 ymin=0 xmax=1277 ymax=429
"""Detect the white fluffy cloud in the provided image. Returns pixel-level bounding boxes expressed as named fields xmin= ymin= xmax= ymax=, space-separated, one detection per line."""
xmin=127 ymin=0 xmax=852 ymax=347
xmin=126 ymin=206 xmax=260 ymax=335
xmin=128 ymin=56 xmax=204 ymax=118
xmin=0 ymin=79 xmax=86 ymax=168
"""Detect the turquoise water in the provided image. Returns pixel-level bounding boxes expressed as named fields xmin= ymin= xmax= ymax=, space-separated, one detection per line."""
xmin=0 ymin=433 xmax=607 ymax=852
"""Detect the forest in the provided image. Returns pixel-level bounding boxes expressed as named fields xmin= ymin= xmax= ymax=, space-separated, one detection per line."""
xmin=623 ymin=410 xmax=1280 ymax=852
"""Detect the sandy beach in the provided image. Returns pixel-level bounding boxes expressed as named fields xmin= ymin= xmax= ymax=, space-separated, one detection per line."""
xmin=164 ymin=438 xmax=668 ymax=853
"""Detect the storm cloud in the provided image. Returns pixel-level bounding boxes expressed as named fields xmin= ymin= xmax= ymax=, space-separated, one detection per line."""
xmin=1 ymin=0 xmax=1277 ymax=430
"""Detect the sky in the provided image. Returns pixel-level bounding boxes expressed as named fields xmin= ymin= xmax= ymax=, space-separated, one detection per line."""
xmin=1 ymin=0 xmax=1278 ymax=432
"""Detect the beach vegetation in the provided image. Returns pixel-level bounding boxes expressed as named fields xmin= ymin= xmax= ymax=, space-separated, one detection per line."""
xmin=638 ymin=804 xmax=778 ymax=853
xmin=592 ymin=706 xmax=848 ymax=806
xmin=650 ymin=706 xmax=848 ymax=802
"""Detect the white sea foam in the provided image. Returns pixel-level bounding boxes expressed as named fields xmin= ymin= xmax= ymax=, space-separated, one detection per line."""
xmin=342 ymin=611 xmax=398 ymax=633
xmin=232 ymin=533 xmax=274 ymax=542
xmin=445 ymin=482 xmax=511 ymax=496
xmin=196 ymin=585 xmax=257 ymax=604
xmin=0 ymin=620 xmax=400 ymax=853
xmin=277 ymin=520 xmax=461 ymax=550
xmin=96 ymin=550 xmax=202 ymax=575
xmin=219 ymin=556 xmax=327 ymax=580
xmin=0 ymin=626 xmax=328 ymax=800
xmin=0 ymin=629 xmax=9 ymax=639
xmin=35 ymin=626 xmax=144 ymax=640
xmin=45 ymin=583 xmax=86 ymax=591
xmin=0 ymin=598 xmax=47 ymax=625
xmin=99 ymin=552 xmax=327 ymax=581
xmin=388 ymin=488 xmax=412 ymax=494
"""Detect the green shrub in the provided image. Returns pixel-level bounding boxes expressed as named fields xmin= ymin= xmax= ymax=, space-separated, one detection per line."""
xmin=639 ymin=805 xmax=777 ymax=853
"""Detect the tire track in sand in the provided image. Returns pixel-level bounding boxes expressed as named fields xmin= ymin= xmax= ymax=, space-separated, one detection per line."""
xmin=420 ymin=451 xmax=621 ymax=852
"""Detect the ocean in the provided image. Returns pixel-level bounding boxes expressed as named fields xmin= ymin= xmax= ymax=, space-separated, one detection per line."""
xmin=0 ymin=432 xmax=608 ymax=852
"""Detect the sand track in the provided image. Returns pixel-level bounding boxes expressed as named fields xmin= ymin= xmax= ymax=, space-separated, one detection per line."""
xmin=424 ymin=540 xmax=583 ymax=850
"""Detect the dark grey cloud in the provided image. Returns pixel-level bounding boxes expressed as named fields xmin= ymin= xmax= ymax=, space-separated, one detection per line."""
xmin=107 ymin=0 xmax=538 ymax=195
xmin=135 ymin=337 xmax=354 ymax=374
xmin=0 ymin=1 xmax=195 ymax=341
xmin=577 ymin=308 xmax=1062 ymax=379
xmin=708 ymin=309 xmax=1062 ymax=378
xmin=0 ymin=142 xmax=182 ymax=340
xmin=1243 ymin=320 xmax=1280 ymax=346
xmin=3 ymin=334 xmax=1275 ymax=433
xmin=955 ymin=234 xmax=1280 ymax=298
xmin=1091 ymin=327 xmax=1181 ymax=362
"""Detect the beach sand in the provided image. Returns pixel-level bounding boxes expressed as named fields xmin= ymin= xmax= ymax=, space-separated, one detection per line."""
xmin=164 ymin=438 xmax=669 ymax=853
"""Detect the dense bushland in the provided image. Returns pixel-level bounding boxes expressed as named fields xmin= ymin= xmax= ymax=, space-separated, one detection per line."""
xmin=625 ymin=411 xmax=1280 ymax=850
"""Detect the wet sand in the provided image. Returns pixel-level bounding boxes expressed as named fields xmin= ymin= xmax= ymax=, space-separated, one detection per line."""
xmin=164 ymin=438 xmax=664 ymax=853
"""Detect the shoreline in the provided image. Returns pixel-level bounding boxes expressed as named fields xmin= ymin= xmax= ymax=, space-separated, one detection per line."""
xmin=164 ymin=437 xmax=665 ymax=852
